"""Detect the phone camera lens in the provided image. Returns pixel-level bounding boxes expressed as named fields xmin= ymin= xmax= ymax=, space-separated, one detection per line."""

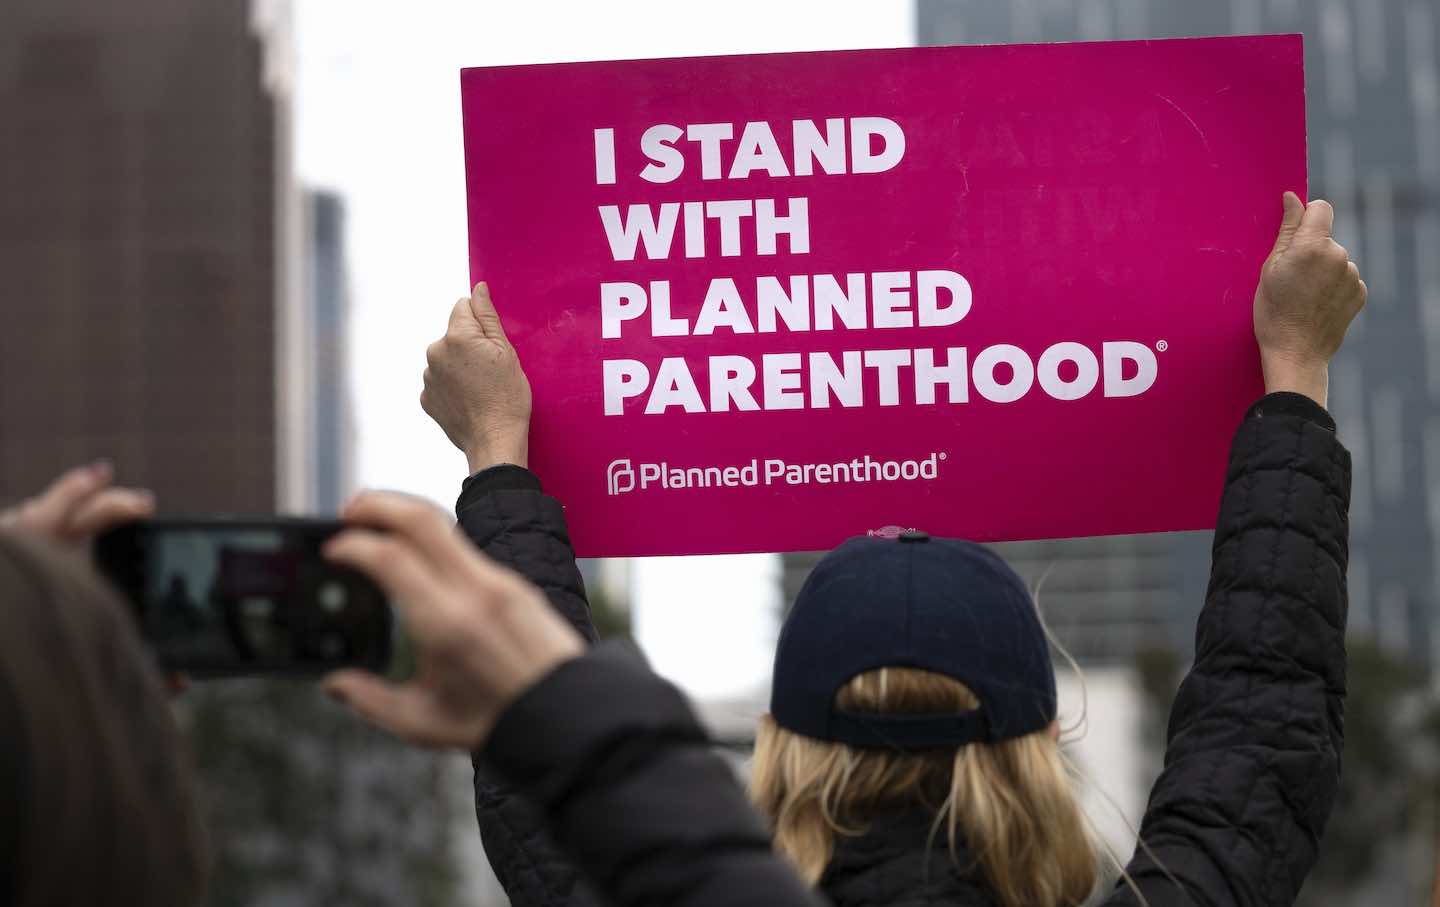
xmin=318 ymin=581 xmax=348 ymax=614
xmin=316 ymin=632 xmax=347 ymax=660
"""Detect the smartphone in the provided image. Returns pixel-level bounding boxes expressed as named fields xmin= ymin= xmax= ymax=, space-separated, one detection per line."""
xmin=96 ymin=518 xmax=397 ymax=677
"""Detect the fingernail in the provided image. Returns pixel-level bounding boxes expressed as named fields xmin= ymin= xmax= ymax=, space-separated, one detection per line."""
xmin=91 ymin=459 xmax=113 ymax=476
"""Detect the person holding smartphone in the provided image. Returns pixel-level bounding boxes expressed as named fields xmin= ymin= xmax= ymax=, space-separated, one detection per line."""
xmin=406 ymin=192 xmax=1366 ymax=907
xmin=0 ymin=465 xmax=826 ymax=907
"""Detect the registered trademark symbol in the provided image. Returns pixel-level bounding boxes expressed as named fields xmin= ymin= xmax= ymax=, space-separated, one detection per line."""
xmin=1155 ymin=340 xmax=1169 ymax=352
xmin=939 ymin=453 xmax=948 ymax=461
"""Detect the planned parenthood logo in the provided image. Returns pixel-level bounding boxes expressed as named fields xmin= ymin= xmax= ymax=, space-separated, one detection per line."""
xmin=606 ymin=453 xmax=945 ymax=495
xmin=606 ymin=459 xmax=638 ymax=495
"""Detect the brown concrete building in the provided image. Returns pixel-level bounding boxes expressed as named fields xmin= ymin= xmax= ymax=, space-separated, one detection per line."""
xmin=0 ymin=0 xmax=295 ymax=511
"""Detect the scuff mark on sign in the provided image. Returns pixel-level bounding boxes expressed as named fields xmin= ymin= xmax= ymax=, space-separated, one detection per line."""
xmin=1154 ymin=92 xmax=1214 ymax=160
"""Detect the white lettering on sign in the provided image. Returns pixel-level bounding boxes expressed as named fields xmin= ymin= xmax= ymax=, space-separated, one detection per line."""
xmin=598 ymin=199 xmax=810 ymax=261
xmin=604 ymin=452 xmax=946 ymax=495
xmin=598 ymin=270 xmax=971 ymax=338
xmin=589 ymin=115 xmax=1162 ymax=419
xmin=614 ymin=117 xmax=906 ymax=185
xmin=601 ymin=341 xmax=1161 ymax=416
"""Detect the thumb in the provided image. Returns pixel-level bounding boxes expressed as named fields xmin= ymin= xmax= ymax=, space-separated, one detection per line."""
xmin=1296 ymin=197 xmax=1335 ymax=242
xmin=469 ymin=282 xmax=509 ymax=342
xmin=324 ymin=671 xmax=431 ymax=741
xmin=1268 ymin=190 xmax=1305 ymax=256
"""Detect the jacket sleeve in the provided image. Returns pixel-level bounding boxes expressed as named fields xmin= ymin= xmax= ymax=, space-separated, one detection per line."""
xmin=484 ymin=643 xmax=830 ymax=907
xmin=456 ymin=465 xmax=601 ymax=907
xmin=1104 ymin=392 xmax=1351 ymax=907
xmin=456 ymin=464 xmax=599 ymax=645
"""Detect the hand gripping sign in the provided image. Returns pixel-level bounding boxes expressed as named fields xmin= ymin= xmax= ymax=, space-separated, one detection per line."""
xmin=461 ymin=35 xmax=1306 ymax=557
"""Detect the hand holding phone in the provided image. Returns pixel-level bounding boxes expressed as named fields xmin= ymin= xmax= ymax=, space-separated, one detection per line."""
xmin=321 ymin=491 xmax=584 ymax=751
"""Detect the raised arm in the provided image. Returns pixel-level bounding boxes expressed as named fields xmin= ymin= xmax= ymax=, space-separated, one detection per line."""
xmin=422 ymin=282 xmax=601 ymax=906
xmin=1106 ymin=193 xmax=1366 ymax=907
xmin=423 ymin=282 xmax=597 ymax=641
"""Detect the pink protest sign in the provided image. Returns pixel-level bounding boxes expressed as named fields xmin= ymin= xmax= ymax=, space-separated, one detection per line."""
xmin=461 ymin=35 xmax=1305 ymax=557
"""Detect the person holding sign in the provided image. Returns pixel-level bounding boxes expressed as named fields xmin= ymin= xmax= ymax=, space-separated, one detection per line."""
xmin=331 ymin=192 xmax=1363 ymax=907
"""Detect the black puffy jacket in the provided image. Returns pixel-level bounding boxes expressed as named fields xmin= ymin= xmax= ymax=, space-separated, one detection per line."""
xmin=819 ymin=813 xmax=999 ymax=906
xmin=459 ymin=391 xmax=1350 ymax=907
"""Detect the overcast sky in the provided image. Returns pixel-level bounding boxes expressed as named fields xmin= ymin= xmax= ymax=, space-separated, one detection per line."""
xmin=292 ymin=0 xmax=915 ymax=698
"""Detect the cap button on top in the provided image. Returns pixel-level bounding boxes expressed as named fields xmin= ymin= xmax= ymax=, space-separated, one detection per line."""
xmin=898 ymin=529 xmax=930 ymax=543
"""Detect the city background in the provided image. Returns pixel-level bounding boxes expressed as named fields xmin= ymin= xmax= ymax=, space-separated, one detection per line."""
xmin=1 ymin=1 xmax=1436 ymax=905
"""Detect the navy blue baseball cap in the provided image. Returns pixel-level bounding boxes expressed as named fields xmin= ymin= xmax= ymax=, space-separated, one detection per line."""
xmin=770 ymin=531 xmax=1056 ymax=750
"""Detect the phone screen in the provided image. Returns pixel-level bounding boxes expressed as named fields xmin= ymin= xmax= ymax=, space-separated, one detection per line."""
xmin=97 ymin=520 xmax=395 ymax=676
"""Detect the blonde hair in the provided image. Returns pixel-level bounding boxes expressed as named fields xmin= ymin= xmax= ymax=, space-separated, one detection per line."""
xmin=749 ymin=666 xmax=1096 ymax=907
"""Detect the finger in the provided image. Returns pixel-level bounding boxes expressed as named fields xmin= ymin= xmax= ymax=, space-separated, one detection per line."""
xmin=341 ymin=491 xmax=468 ymax=575
xmin=1269 ymin=190 xmax=1306 ymax=255
xmin=323 ymin=671 xmax=451 ymax=746
xmin=1297 ymin=198 xmax=1335 ymax=239
xmin=22 ymin=462 xmax=113 ymax=533
xmin=324 ymin=529 xmax=454 ymax=634
xmin=1347 ymin=260 xmax=1360 ymax=280
xmin=469 ymin=282 xmax=509 ymax=342
xmin=455 ymin=551 xmax=537 ymax=615
xmin=446 ymin=296 xmax=474 ymax=335
xmin=69 ymin=488 xmax=156 ymax=538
